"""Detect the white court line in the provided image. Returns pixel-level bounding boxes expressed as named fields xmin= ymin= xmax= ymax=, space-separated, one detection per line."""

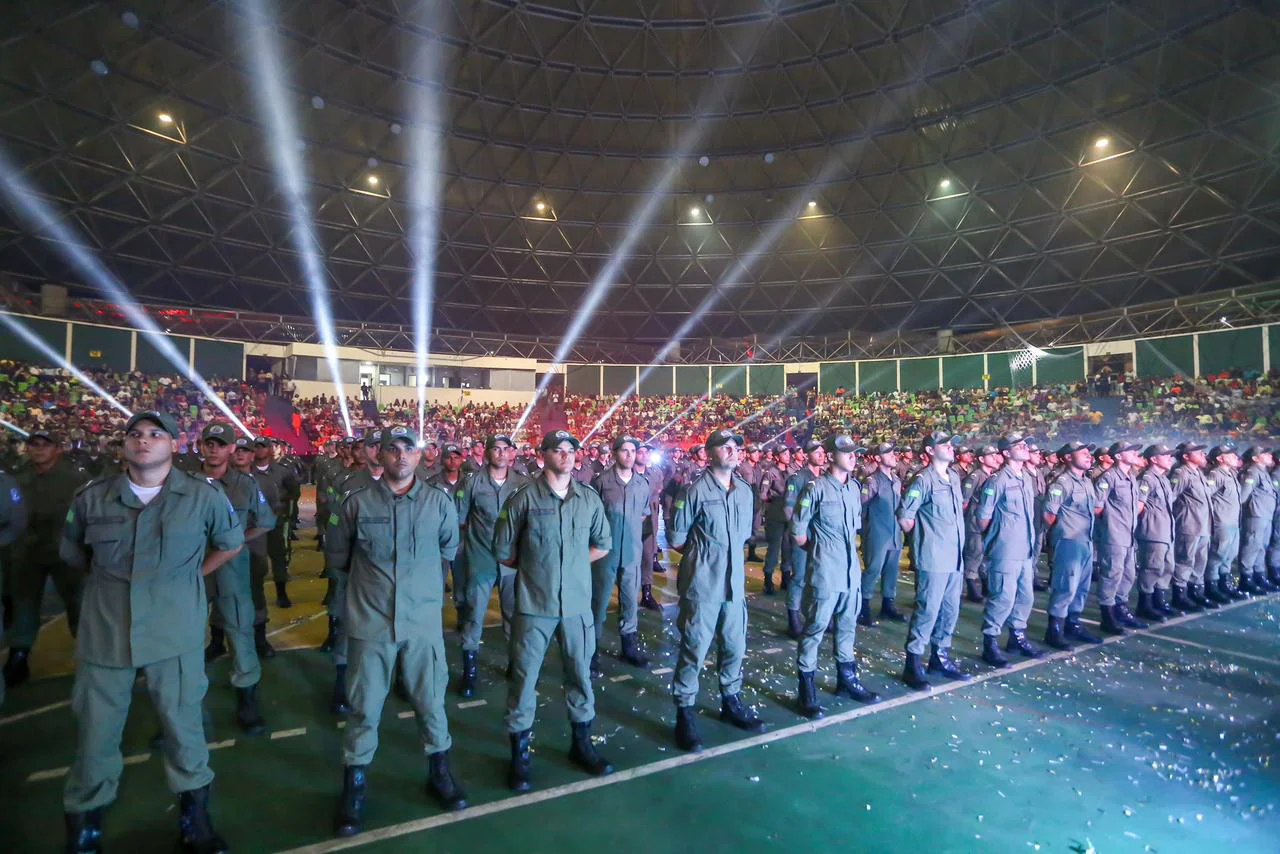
xmin=1144 ymin=632 xmax=1280 ymax=668
xmin=457 ymin=700 xmax=487 ymax=710
xmin=608 ymin=674 xmax=632 ymax=683
xmin=266 ymin=609 xmax=330 ymax=639
xmin=26 ymin=766 xmax=69 ymax=783
xmin=650 ymin=667 xmax=672 ymax=676
xmin=397 ymin=711 xmax=414 ymax=719
xmin=0 ymin=699 xmax=70 ymax=727
xmin=209 ymin=739 xmax=237 ymax=751
xmin=271 ymin=727 xmax=307 ymax=740
xmin=271 ymin=593 xmax=1273 ymax=854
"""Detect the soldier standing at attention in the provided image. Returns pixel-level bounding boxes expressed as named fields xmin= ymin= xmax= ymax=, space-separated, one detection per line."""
xmin=60 ymin=411 xmax=244 ymax=854
xmin=456 ymin=434 xmax=528 ymax=697
xmin=250 ymin=438 xmax=298 ymax=608
xmin=0 ymin=466 xmax=28 ymax=709
xmin=327 ymin=426 xmax=467 ymax=836
xmin=976 ymin=433 xmax=1042 ymax=668
xmin=1205 ymin=443 xmax=1246 ymax=603
xmin=758 ymin=446 xmax=792 ymax=595
xmin=737 ymin=444 xmax=762 ymax=563
xmin=1041 ymin=441 xmax=1103 ymax=650
xmin=781 ymin=440 xmax=825 ymax=632
xmin=313 ymin=438 xmax=340 ymax=552
xmin=197 ymin=423 xmax=275 ymax=735
xmin=960 ymin=445 xmax=1001 ymax=603
xmin=1135 ymin=444 xmax=1180 ymax=620
xmin=1237 ymin=447 xmax=1277 ymax=594
xmin=634 ymin=443 xmax=664 ymax=610
xmin=859 ymin=441 xmax=905 ymax=627
xmin=668 ymin=429 xmax=762 ymax=752
xmin=1094 ymin=441 xmax=1147 ymax=634
xmin=426 ymin=443 xmax=469 ymax=626
xmin=896 ymin=432 xmax=969 ymax=690
xmin=792 ymin=434 xmax=878 ymax=719
xmin=4 ymin=429 xmax=89 ymax=687
xmin=590 ymin=435 xmax=651 ymax=674
xmin=493 ymin=429 xmax=614 ymax=792
xmin=1171 ymin=442 xmax=1215 ymax=610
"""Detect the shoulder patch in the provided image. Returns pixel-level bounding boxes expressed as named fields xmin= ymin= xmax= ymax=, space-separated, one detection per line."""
xmin=1098 ymin=482 xmax=1109 ymax=490
xmin=799 ymin=497 xmax=811 ymax=507
xmin=328 ymin=512 xmax=339 ymax=526
xmin=907 ymin=489 xmax=921 ymax=499
xmin=674 ymin=499 xmax=685 ymax=510
xmin=982 ymin=487 xmax=994 ymax=496
xmin=1049 ymin=488 xmax=1063 ymax=496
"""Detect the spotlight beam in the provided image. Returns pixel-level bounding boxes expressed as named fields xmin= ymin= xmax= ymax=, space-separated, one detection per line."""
xmin=238 ymin=0 xmax=352 ymax=436
xmin=1 ymin=416 xmax=30 ymax=438
xmin=0 ymin=313 xmax=134 ymax=416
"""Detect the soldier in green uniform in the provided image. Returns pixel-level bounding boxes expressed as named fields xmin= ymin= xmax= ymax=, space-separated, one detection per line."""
xmin=1171 ymin=442 xmax=1214 ymax=610
xmin=1042 ymin=441 xmax=1103 ymax=649
xmin=1237 ymin=446 xmax=1277 ymax=594
xmin=960 ymin=445 xmax=1002 ymax=602
xmin=493 ymin=429 xmax=613 ymax=792
xmin=426 ymin=443 xmax=468 ymax=628
xmin=782 ymin=441 xmax=825 ymax=634
xmin=4 ymin=429 xmax=90 ymax=687
xmin=251 ymin=438 xmax=299 ymax=608
xmin=1135 ymin=444 xmax=1180 ymax=619
xmin=758 ymin=447 xmax=792 ymax=595
xmin=0 ymin=466 xmax=28 ymax=709
xmin=634 ymin=443 xmax=665 ymax=610
xmin=326 ymin=426 xmax=467 ymax=836
xmin=196 ymin=422 xmax=275 ymax=735
xmin=590 ymin=435 xmax=652 ymax=674
xmin=896 ymin=432 xmax=969 ymax=689
xmin=456 ymin=434 xmax=528 ymax=696
xmin=1094 ymin=441 xmax=1146 ymax=633
xmin=668 ymin=429 xmax=762 ymax=752
xmin=860 ymin=441 xmax=906 ymax=627
xmin=313 ymin=438 xmax=340 ymax=551
xmin=230 ymin=439 xmax=276 ymax=661
xmin=791 ymin=434 xmax=878 ymax=719
xmin=60 ymin=411 xmax=244 ymax=854
xmin=1205 ymin=443 xmax=1246 ymax=602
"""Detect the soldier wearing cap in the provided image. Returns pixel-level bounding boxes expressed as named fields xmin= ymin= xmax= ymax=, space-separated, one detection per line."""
xmin=326 ymin=426 xmax=467 ymax=835
xmin=313 ymin=438 xmax=342 ymax=552
xmin=493 ymin=428 xmax=613 ymax=791
xmin=781 ymin=440 xmax=826 ymax=630
xmin=1266 ymin=462 xmax=1280 ymax=589
xmin=1093 ymin=441 xmax=1147 ymax=634
xmin=570 ymin=441 xmax=596 ymax=486
xmin=758 ymin=445 xmax=793 ymax=596
xmin=634 ymin=442 xmax=665 ymax=609
xmin=1170 ymin=442 xmax=1215 ymax=610
xmin=1041 ymin=441 xmax=1103 ymax=649
xmin=975 ymin=433 xmax=1042 ymax=667
xmin=791 ymin=434 xmax=879 ymax=718
xmin=60 ymin=410 xmax=244 ymax=853
xmin=461 ymin=439 xmax=485 ymax=476
xmin=897 ymin=431 xmax=968 ymax=689
xmin=960 ymin=444 xmax=1002 ymax=603
xmin=456 ymin=433 xmax=529 ymax=696
xmin=589 ymin=435 xmax=652 ymax=674
xmin=250 ymin=437 xmax=299 ymax=609
xmin=416 ymin=439 xmax=443 ymax=482
xmin=4 ymin=428 xmax=90 ymax=688
xmin=426 ymin=442 xmax=469 ymax=626
xmin=196 ymin=422 xmax=276 ymax=736
xmin=0 ymin=466 xmax=28 ymax=710
xmin=1236 ymin=446 xmax=1276 ymax=595
xmin=668 ymin=428 xmax=761 ymax=752
xmin=860 ymin=440 xmax=906 ymax=629
xmin=1205 ymin=442 xmax=1246 ymax=603
xmin=1136 ymin=444 xmax=1181 ymax=619
xmin=953 ymin=445 xmax=975 ymax=479
xmin=1024 ymin=440 xmax=1050 ymax=592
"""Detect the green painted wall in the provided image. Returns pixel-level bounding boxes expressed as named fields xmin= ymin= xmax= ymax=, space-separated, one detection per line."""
xmin=819 ymin=361 xmax=855 ymax=394
xmin=1036 ymin=347 xmax=1085 ymax=385
xmin=71 ymin=324 xmax=131 ymax=373
xmin=1199 ymin=327 xmax=1263 ymax=376
xmin=0 ymin=316 xmax=66 ymax=366
xmin=136 ymin=333 xmax=192 ymax=374
xmin=638 ymin=366 xmax=673 ymax=397
xmin=900 ymin=357 xmax=939 ymax=392
xmin=1135 ymin=335 xmax=1194 ymax=379
xmin=675 ymin=365 xmax=708 ymax=396
xmin=602 ymin=365 xmax=636 ymax=396
xmin=194 ymin=339 xmax=244 ymax=381
xmin=749 ymin=364 xmax=784 ymax=396
xmin=859 ymin=360 xmax=896 ymax=394
xmin=942 ymin=354 xmax=985 ymax=389
xmin=565 ymin=364 xmax=599 ymax=395
xmin=712 ymin=366 xmax=747 ymax=397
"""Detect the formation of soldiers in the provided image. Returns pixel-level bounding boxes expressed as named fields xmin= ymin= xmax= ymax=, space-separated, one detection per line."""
xmin=2 ymin=414 xmax=1277 ymax=854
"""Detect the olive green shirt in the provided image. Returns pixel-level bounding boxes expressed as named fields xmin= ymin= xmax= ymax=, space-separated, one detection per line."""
xmin=897 ymin=465 xmax=965 ymax=573
xmin=669 ymin=469 xmax=753 ymax=603
xmin=325 ymin=478 xmax=459 ymax=643
xmin=16 ymin=458 xmax=90 ymax=564
xmin=252 ymin=462 xmax=299 ymax=517
xmin=60 ymin=468 xmax=245 ymax=668
xmin=208 ymin=467 xmax=276 ymax=598
xmin=0 ymin=470 xmax=28 ymax=551
xmin=458 ymin=468 xmax=530 ymax=583
xmin=591 ymin=467 xmax=651 ymax=572
xmin=492 ymin=477 xmax=611 ymax=618
xmin=791 ymin=472 xmax=863 ymax=595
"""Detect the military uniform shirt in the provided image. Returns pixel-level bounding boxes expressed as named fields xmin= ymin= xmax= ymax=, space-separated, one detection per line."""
xmin=1206 ymin=465 xmax=1241 ymax=528
xmin=492 ymin=477 xmax=610 ymax=618
xmin=591 ymin=467 xmax=651 ymax=572
xmin=976 ymin=466 xmax=1036 ymax=560
xmin=1170 ymin=464 xmax=1211 ymax=536
xmin=326 ymin=478 xmax=459 ymax=643
xmin=669 ymin=470 xmax=753 ymax=603
xmin=897 ymin=466 xmax=965 ymax=572
xmin=1240 ymin=463 xmax=1277 ymax=523
xmin=209 ymin=468 xmax=277 ymax=597
xmin=1136 ymin=470 xmax=1174 ymax=543
xmin=60 ymin=468 xmax=244 ymax=668
xmin=457 ymin=468 xmax=530 ymax=582
xmin=791 ymin=472 xmax=862 ymax=594
xmin=16 ymin=458 xmax=90 ymax=564
xmin=1043 ymin=470 xmax=1097 ymax=543
xmin=758 ymin=465 xmax=789 ymax=522
xmin=0 ymin=470 xmax=29 ymax=549
xmin=252 ymin=462 xmax=299 ymax=517
xmin=1094 ymin=466 xmax=1141 ymax=547
xmin=861 ymin=468 xmax=904 ymax=554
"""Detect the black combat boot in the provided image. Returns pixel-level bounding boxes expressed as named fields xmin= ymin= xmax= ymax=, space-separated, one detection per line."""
xmin=1204 ymin=579 xmax=1231 ymax=605
xmin=762 ymin=573 xmax=776 ymax=596
xmin=568 ymin=720 xmax=614 ymax=777
xmin=674 ymin=705 xmax=702 ymax=752
xmin=1064 ymin=614 xmax=1103 ymax=644
xmin=786 ymin=608 xmax=803 ymax=640
xmin=459 ymin=650 xmax=479 ymax=698
xmin=797 ymin=670 xmax=824 ymax=719
xmin=640 ymin=584 xmax=661 ymax=611
xmin=204 ymin=627 xmax=227 ymax=663
xmin=253 ymin=623 xmax=275 ymax=659
xmin=927 ymin=645 xmax=970 ymax=680
xmin=1220 ymin=576 xmax=1248 ymax=601
xmin=1004 ymin=627 xmax=1043 ymax=658
xmin=981 ymin=634 xmax=1008 ymax=668
xmin=589 ymin=650 xmax=603 ymax=679
xmin=1192 ymin=582 xmax=1220 ymax=609
xmin=64 ymin=808 xmax=104 ymax=853
xmin=319 ymin=616 xmax=339 ymax=653
xmin=963 ymin=578 xmax=983 ymax=603
xmin=331 ymin=665 xmax=351 ymax=715
xmin=835 ymin=661 xmax=879 ymax=703
xmin=1135 ymin=591 xmax=1166 ymax=623
xmin=619 ymin=633 xmax=649 ymax=667
xmin=426 ymin=750 xmax=468 ymax=811
xmin=1099 ymin=605 xmax=1126 ymax=636
xmin=3 ymin=646 xmax=30 ymax=687
xmin=901 ymin=652 xmax=930 ymax=690
xmin=274 ymin=581 xmax=292 ymax=608
xmin=780 ymin=571 xmax=792 ymax=592
xmin=719 ymin=693 xmax=766 ymax=732
xmin=1043 ymin=617 xmax=1072 ymax=650
xmin=1156 ymin=587 xmax=1184 ymax=616
xmin=857 ymin=598 xmax=877 ymax=628
xmin=334 ymin=765 xmax=367 ymax=837
xmin=1114 ymin=601 xmax=1149 ymax=630
xmin=176 ymin=785 xmax=228 ymax=854
xmin=879 ymin=597 xmax=906 ymax=623
xmin=508 ymin=730 xmax=533 ymax=792
xmin=235 ymin=685 xmax=267 ymax=735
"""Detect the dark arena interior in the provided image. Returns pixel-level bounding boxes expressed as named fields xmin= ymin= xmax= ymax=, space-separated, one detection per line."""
xmin=1 ymin=1 xmax=1278 ymax=852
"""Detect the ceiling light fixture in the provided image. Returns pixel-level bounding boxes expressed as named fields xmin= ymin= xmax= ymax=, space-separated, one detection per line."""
xmin=1094 ymin=137 xmax=1111 ymax=149
xmin=157 ymin=112 xmax=173 ymax=124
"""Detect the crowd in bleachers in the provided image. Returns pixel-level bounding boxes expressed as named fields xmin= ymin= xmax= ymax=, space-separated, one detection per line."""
xmin=3 ymin=358 xmax=1280 ymax=456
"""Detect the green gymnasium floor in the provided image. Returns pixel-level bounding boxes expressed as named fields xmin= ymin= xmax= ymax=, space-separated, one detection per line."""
xmin=2 ymin=488 xmax=1277 ymax=853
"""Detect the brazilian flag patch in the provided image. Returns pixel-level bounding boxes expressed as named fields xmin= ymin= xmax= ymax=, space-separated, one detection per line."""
xmin=328 ymin=513 xmax=339 ymax=526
